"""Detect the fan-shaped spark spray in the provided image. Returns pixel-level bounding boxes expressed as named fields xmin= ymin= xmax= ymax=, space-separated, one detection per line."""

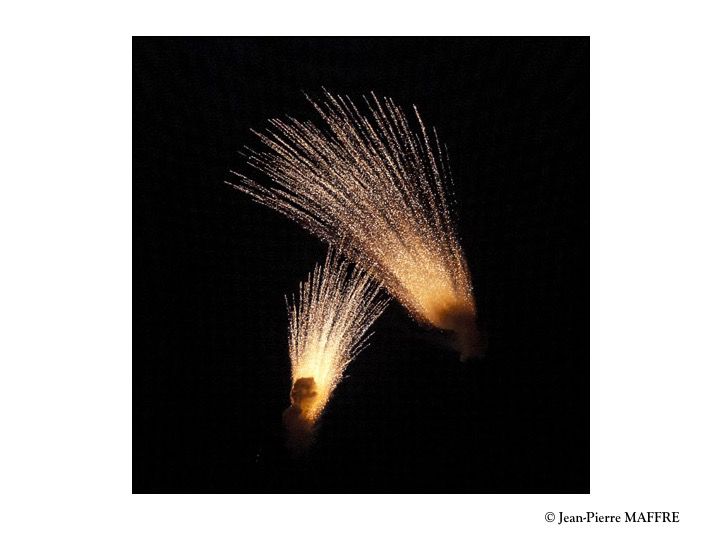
xmin=282 ymin=250 xmax=388 ymax=450
xmin=230 ymin=91 xmax=483 ymax=359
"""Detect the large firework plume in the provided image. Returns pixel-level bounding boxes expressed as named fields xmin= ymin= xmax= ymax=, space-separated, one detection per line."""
xmin=282 ymin=250 xmax=387 ymax=449
xmin=230 ymin=91 xmax=483 ymax=359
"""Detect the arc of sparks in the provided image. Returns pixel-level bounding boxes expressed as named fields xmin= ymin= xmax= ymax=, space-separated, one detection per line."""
xmin=230 ymin=91 xmax=483 ymax=359
xmin=282 ymin=250 xmax=388 ymax=447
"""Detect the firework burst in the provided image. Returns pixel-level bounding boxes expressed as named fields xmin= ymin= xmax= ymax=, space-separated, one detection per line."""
xmin=282 ymin=250 xmax=387 ymax=447
xmin=230 ymin=91 xmax=483 ymax=359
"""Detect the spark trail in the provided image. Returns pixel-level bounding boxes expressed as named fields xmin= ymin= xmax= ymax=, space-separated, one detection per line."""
xmin=230 ymin=91 xmax=483 ymax=359
xmin=282 ymin=250 xmax=387 ymax=449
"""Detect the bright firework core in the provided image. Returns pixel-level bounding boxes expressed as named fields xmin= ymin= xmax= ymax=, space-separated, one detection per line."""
xmin=231 ymin=91 xmax=482 ymax=359
xmin=283 ymin=251 xmax=387 ymax=445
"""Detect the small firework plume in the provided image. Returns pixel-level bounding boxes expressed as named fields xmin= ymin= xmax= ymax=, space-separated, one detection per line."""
xmin=230 ymin=91 xmax=483 ymax=359
xmin=282 ymin=250 xmax=388 ymax=449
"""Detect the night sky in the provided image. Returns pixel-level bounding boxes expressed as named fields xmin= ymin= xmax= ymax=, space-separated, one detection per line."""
xmin=133 ymin=37 xmax=589 ymax=493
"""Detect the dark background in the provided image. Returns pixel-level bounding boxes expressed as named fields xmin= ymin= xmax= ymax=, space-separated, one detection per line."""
xmin=133 ymin=37 xmax=589 ymax=493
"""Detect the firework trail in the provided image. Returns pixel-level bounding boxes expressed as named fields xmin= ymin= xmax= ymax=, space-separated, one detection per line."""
xmin=230 ymin=91 xmax=483 ymax=359
xmin=282 ymin=250 xmax=387 ymax=449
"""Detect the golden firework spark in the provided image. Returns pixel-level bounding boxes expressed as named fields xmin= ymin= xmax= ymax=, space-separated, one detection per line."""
xmin=282 ymin=250 xmax=387 ymax=444
xmin=230 ymin=91 xmax=482 ymax=359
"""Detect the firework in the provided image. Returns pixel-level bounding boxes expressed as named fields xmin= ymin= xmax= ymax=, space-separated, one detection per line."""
xmin=282 ymin=250 xmax=387 ymax=448
xmin=230 ymin=91 xmax=483 ymax=359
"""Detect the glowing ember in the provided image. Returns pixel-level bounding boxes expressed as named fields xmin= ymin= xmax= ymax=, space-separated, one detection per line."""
xmin=230 ymin=91 xmax=482 ymax=358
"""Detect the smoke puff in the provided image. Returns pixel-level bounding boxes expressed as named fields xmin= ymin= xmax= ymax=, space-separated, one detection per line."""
xmin=282 ymin=377 xmax=318 ymax=453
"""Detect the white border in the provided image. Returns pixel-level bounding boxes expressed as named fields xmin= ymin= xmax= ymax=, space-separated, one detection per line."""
xmin=1 ymin=1 xmax=719 ymax=538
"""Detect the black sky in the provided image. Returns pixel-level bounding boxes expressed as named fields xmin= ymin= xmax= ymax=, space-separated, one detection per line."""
xmin=133 ymin=37 xmax=589 ymax=493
